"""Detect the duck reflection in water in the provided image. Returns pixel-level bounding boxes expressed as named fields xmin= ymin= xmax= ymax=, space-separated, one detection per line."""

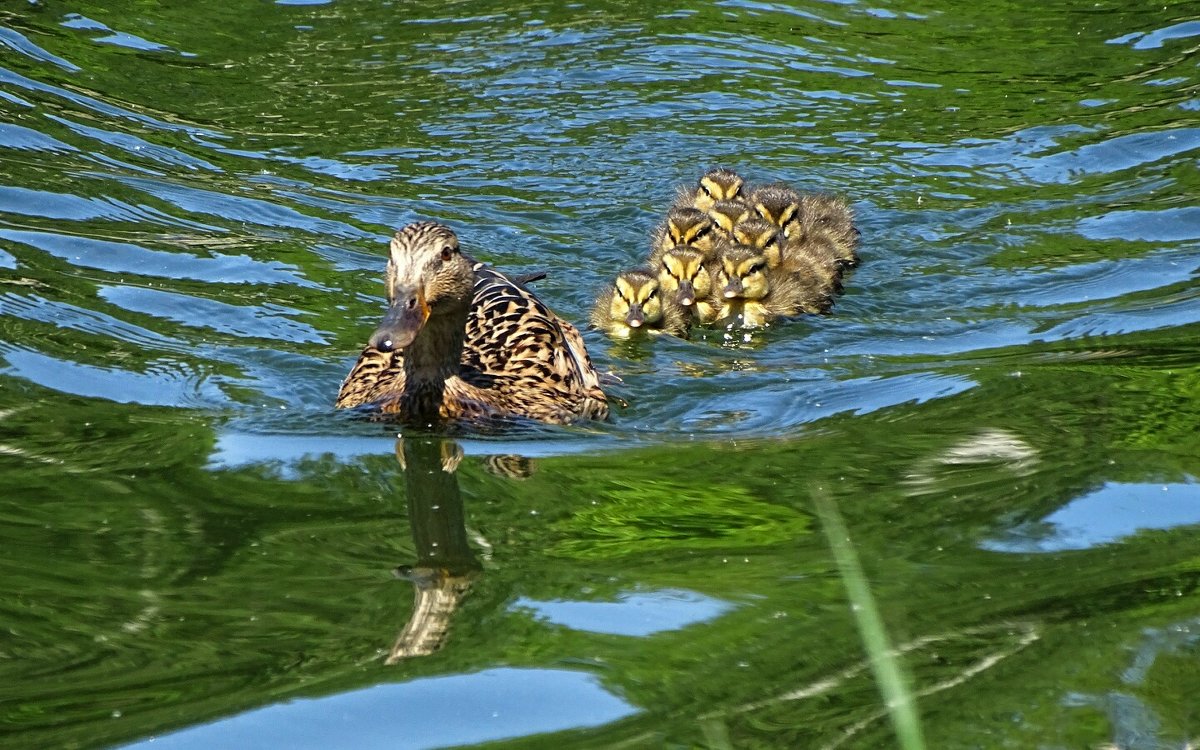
xmin=387 ymin=438 xmax=534 ymax=663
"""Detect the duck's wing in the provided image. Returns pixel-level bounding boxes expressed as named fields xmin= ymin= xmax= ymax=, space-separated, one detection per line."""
xmin=460 ymin=263 xmax=608 ymax=421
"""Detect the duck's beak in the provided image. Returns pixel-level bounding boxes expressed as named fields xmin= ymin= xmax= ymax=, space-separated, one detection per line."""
xmin=675 ymin=280 xmax=696 ymax=307
xmin=625 ymin=304 xmax=645 ymax=329
xmin=723 ymin=276 xmax=743 ymax=298
xmin=369 ymin=286 xmax=429 ymax=352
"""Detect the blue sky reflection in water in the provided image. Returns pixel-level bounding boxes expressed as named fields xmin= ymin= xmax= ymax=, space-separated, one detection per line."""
xmin=983 ymin=480 xmax=1200 ymax=553
xmin=122 ymin=668 xmax=637 ymax=750
xmin=2 ymin=0 xmax=1200 ymax=748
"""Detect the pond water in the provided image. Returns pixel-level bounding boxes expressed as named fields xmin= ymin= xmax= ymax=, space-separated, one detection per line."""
xmin=2 ymin=1 xmax=1199 ymax=748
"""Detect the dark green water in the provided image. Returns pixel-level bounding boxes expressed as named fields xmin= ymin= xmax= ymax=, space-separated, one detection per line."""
xmin=2 ymin=1 xmax=1199 ymax=748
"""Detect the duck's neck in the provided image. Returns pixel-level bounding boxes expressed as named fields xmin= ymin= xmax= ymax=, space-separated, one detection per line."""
xmin=401 ymin=299 xmax=470 ymax=423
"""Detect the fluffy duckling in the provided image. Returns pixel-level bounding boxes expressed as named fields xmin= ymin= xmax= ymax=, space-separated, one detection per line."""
xmin=674 ymin=167 xmax=746 ymax=212
xmin=708 ymin=199 xmax=752 ymax=239
xmin=657 ymin=245 xmax=720 ymax=325
xmin=649 ymin=207 xmax=718 ymax=264
xmin=591 ymin=268 xmax=687 ymax=338
xmin=735 ymin=218 xmax=843 ymax=296
xmin=731 ymin=218 xmax=787 ymax=264
xmin=714 ymin=243 xmax=835 ymax=325
xmin=713 ymin=244 xmax=774 ymax=327
xmin=796 ymin=192 xmax=860 ymax=267
xmin=748 ymin=183 xmax=803 ymax=231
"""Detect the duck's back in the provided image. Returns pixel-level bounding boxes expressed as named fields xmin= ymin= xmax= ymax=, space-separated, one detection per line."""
xmin=458 ymin=264 xmax=608 ymax=422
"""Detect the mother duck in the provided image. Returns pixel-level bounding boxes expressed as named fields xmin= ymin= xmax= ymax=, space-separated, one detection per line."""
xmin=336 ymin=221 xmax=609 ymax=425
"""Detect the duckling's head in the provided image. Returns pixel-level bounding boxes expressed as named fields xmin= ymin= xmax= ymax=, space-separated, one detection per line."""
xmin=659 ymin=207 xmax=716 ymax=254
xmin=370 ymin=222 xmax=474 ymax=352
xmin=607 ymin=269 xmax=664 ymax=331
xmin=732 ymin=218 xmax=786 ymax=268
xmin=658 ymin=245 xmax=712 ymax=308
xmin=715 ymin=244 xmax=770 ymax=301
xmin=749 ymin=184 xmax=802 ymax=229
xmin=686 ymin=167 xmax=745 ymax=212
xmin=708 ymin=199 xmax=751 ymax=236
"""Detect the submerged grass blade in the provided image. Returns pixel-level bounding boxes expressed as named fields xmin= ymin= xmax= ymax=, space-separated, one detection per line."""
xmin=812 ymin=487 xmax=926 ymax=750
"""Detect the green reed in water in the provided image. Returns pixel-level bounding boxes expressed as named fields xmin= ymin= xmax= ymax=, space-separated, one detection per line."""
xmin=813 ymin=487 xmax=927 ymax=750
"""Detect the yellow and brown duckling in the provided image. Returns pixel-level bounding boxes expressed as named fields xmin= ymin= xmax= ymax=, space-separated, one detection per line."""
xmin=335 ymin=221 xmax=608 ymax=425
xmin=735 ymin=217 xmax=843 ymax=297
xmin=713 ymin=243 xmax=774 ymax=327
xmin=591 ymin=268 xmax=688 ymax=338
xmin=713 ymin=242 xmax=834 ymax=325
xmin=747 ymin=183 xmax=803 ymax=233
xmin=657 ymin=245 xmax=720 ymax=325
xmin=674 ymin=167 xmax=746 ymax=212
xmin=707 ymin=199 xmax=752 ymax=240
xmin=649 ymin=207 xmax=718 ymax=264
xmin=796 ymin=192 xmax=860 ymax=267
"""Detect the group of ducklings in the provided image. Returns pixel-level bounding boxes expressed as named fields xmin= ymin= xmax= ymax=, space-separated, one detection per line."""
xmin=592 ymin=168 xmax=860 ymax=337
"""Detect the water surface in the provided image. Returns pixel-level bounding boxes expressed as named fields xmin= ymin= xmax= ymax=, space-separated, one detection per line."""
xmin=2 ymin=1 xmax=1199 ymax=748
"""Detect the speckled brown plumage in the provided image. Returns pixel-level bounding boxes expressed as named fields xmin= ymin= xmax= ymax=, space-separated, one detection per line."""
xmin=336 ymin=222 xmax=607 ymax=425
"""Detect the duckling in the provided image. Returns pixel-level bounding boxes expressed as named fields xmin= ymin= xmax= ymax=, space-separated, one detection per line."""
xmin=708 ymin=199 xmax=752 ymax=239
xmin=796 ymin=192 xmax=860 ymax=267
xmin=674 ymin=167 xmax=746 ymax=212
xmin=712 ymin=244 xmax=774 ymax=327
xmin=731 ymin=218 xmax=787 ymax=265
xmin=748 ymin=183 xmax=803 ymax=231
xmin=735 ymin=218 xmax=842 ymax=298
xmin=591 ymin=268 xmax=688 ymax=338
xmin=335 ymin=222 xmax=609 ymax=425
xmin=714 ymin=243 xmax=835 ymax=324
xmin=657 ymin=245 xmax=720 ymax=325
xmin=649 ymin=207 xmax=718 ymax=264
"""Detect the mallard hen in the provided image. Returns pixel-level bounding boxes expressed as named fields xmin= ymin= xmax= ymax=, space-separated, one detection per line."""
xmin=336 ymin=222 xmax=608 ymax=425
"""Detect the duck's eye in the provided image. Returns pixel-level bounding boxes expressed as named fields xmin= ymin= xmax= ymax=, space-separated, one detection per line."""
xmin=749 ymin=263 xmax=766 ymax=275
xmin=694 ymin=224 xmax=711 ymax=239
xmin=440 ymin=246 xmax=454 ymax=261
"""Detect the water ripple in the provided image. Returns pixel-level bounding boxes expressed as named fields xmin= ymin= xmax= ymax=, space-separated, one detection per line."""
xmin=0 ymin=228 xmax=312 ymax=286
xmin=98 ymin=285 xmax=328 ymax=345
xmin=0 ymin=345 xmax=229 ymax=408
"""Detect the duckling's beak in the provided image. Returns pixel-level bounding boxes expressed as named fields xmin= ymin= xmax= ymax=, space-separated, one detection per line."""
xmin=723 ymin=277 xmax=743 ymax=298
xmin=675 ymin=280 xmax=696 ymax=307
xmin=369 ymin=286 xmax=429 ymax=352
xmin=625 ymin=304 xmax=645 ymax=329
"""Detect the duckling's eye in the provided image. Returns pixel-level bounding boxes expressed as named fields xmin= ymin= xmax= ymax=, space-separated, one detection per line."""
xmin=440 ymin=246 xmax=455 ymax=262
xmin=749 ymin=262 xmax=766 ymax=275
xmin=694 ymin=224 xmax=711 ymax=239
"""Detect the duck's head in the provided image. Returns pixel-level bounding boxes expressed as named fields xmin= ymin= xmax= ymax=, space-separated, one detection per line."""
xmin=607 ymin=269 xmax=663 ymax=330
xmin=732 ymin=218 xmax=786 ymax=268
xmin=708 ymin=199 xmax=751 ymax=236
xmin=716 ymin=244 xmax=770 ymax=301
xmin=657 ymin=245 xmax=712 ymax=308
xmin=690 ymin=167 xmax=745 ymax=211
xmin=661 ymin=207 xmax=716 ymax=254
xmin=749 ymin=184 xmax=802 ymax=230
xmin=369 ymin=222 xmax=474 ymax=353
